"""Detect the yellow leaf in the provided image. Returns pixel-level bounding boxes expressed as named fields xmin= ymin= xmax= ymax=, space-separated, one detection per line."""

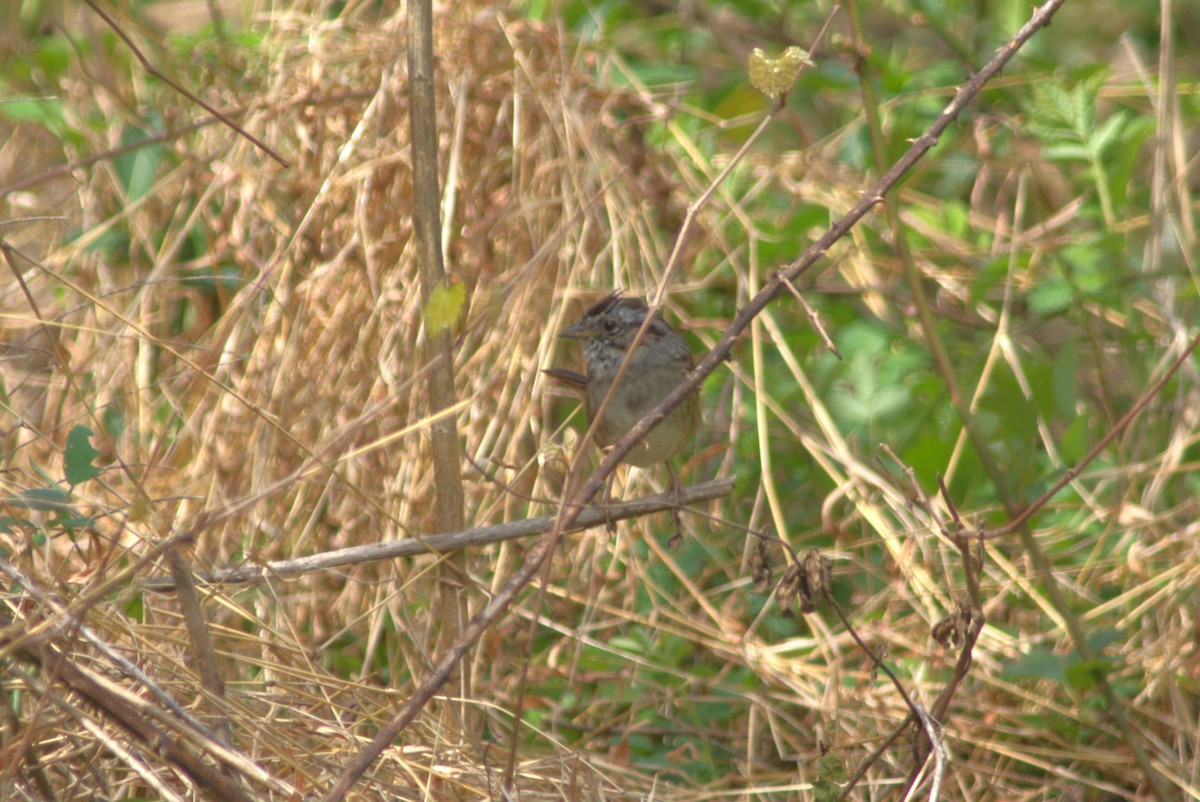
xmin=747 ymin=46 xmax=812 ymax=100
xmin=424 ymin=281 xmax=466 ymax=334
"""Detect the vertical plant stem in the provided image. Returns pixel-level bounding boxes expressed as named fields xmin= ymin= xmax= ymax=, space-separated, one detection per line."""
xmin=407 ymin=0 xmax=473 ymax=737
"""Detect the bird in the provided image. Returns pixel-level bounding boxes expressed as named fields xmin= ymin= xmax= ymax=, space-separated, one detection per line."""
xmin=544 ymin=292 xmax=700 ymax=498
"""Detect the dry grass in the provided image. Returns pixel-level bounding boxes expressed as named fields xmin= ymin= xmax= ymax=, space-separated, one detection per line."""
xmin=1 ymin=1 xmax=1198 ymax=801
xmin=0 ymin=3 xmax=745 ymax=798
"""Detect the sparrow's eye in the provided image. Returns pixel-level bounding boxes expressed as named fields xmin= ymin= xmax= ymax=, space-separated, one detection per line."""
xmin=603 ymin=319 xmax=620 ymax=334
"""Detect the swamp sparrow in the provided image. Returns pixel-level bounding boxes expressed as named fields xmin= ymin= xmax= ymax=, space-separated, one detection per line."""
xmin=546 ymin=293 xmax=700 ymax=473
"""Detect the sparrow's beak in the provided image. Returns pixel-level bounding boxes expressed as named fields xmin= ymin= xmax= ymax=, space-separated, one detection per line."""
xmin=558 ymin=320 xmax=588 ymax=340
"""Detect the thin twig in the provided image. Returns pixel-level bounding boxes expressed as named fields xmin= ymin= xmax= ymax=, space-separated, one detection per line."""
xmin=825 ymin=592 xmax=920 ymax=719
xmin=141 ymin=480 xmax=733 ymax=591
xmin=777 ymin=271 xmax=842 ymax=359
xmin=838 ymin=715 xmax=914 ymax=802
xmin=166 ymin=550 xmax=233 ymax=746
xmin=80 ymin=0 xmax=287 ymax=166
xmin=910 ymin=704 xmax=946 ymax=802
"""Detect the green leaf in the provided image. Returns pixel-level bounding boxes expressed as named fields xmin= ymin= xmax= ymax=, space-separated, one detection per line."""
xmin=1086 ymin=628 xmax=1124 ymax=653
xmin=813 ymin=783 xmax=840 ymax=802
xmin=1028 ymin=278 xmax=1074 ymax=314
xmin=1041 ymin=143 xmax=1092 ymax=162
xmin=53 ymin=513 xmax=98 ymax=532
xmin=8 ymin=485 xmax=75 ymax=516
xmin=424 ymin=281 xmax=466 ymax=335
xmin=812 ymin=753 xmax=848 ymax=802
xmin=9 ymin=486 xmax=73 ymax=512
xmin=0 ymin=516 xmax=33 ymax=536
xmin=1051 ymin=341 xmax=1077 ymax=419
xmin=608 ymin=635 xmax=646 ymax=655
xmin=0 ymin=97 xmax=69 ymax=137
xmin=1003 ymin=627 xmax=1124 ymax=687
xmin=1065 ymin=658 xmax=1110 ymax=690
xmin=1002 ymin=649 xmax=1067 ymax=682
xmin=64 ymin=425 xmax=102 ymax=485
xmin=817 ymin=752 xmax=849 ymax=782
xmin=114 ymin=123 xmax=165 ymax=201
xmin=1087 ymin=112 xmax=1127 ymax=155
xmin=1060 ymin=413 xmax=1090 ymax=464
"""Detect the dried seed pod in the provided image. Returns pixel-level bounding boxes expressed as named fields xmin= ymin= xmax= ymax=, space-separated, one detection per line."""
xmin=931 ymin=616 xmax=958 ymax=648
xmin=931 ymin=602 xmax=975 ymax=648
xmin=776 ymin=560 xmax=803 ymax=609
xmin=536 ymin=428 xmax=578 ymax=497
xmin=749 ymin=536 xmax=773 ymax=593
xmin=795 ymin=548 xmax=831 ymax=612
